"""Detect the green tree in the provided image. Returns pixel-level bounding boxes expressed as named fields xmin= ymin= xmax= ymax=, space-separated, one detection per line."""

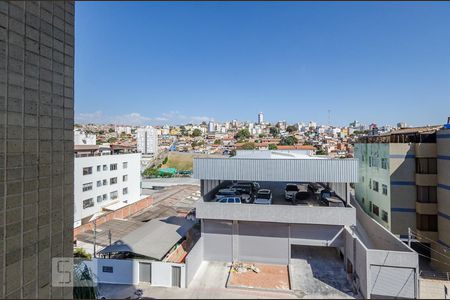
xmin=279 ymin=136 xmax=298 ymax=146
xmin=234 ymin=129 xmax=251 ymax=140
xmin=258 ymin=133 xmax=265 ymax=138
xmin=213 ymin=139 xmax=222 ymax=145
xmin=107 ymin=137 xmax=117 ymax=143
xmin=229 ymin=149 xmax=236 ymax=157
xmin=162 ymin=157 xmax=168 ymax=164
xmin=269 ymin=127 xmax=280 ymax=137
xmin=143 ymin=167 xmax=159 ymax=177
xmin=316 ymin=149 xmax=327 ymax=155
xmin=192 ymin=128 xmax=202 ymax=137
xmin=268 ymin=144 xmax=278 ymax=150
xmin=241 ymin=142 xmax=256 ymax=150
xmin=108 ymin=128 xmax=114 ymax=133
xmin=98 ymin=130 xmax=104 ymax=135
xmin=73 ymin=248 xmax=92 ymax=260
xmin=286 ymin=125 xmax=297 ymax=133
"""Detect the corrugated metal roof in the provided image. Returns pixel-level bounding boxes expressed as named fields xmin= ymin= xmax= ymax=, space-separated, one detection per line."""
xmin=193 ymin=157 xmax=358 ymax=182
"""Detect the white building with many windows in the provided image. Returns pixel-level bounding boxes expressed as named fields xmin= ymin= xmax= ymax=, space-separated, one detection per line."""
xmin=137 ymin=126 xmax=159 ymax=155
xmin=74 ymin=153 xmax=141 ymax=227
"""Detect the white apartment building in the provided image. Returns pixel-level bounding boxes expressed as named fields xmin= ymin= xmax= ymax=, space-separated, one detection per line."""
xmin=74 ymin=153 xmax=141 ymax=227
xmin=258 ymin=112 xmax=264 ymax=124
xmin=115 ymin=126 xmax=132 ymax=135
xmin=137 ymin=126 xmax=159 ymax=155
xmin=208 ymin=121 xmax=215 ymax=133
xmin=74 ymin=129 xmax=96 ymax=145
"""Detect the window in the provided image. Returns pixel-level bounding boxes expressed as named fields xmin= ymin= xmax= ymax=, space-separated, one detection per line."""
xmin=82 ymin=198 xmax=94 ymax=209
xmin=373 ymin=180 xmax=379 ymax=192
xmin=82 ymin=182 xmax=93 ymax=192
xmin=123 ymin=162 xmax=128 ymax=169
xmin=110 ymin=177 xmax=117 ymax=185
xmin=369 ymin=156 xmax=372 ymax=167
xmin=83 ymin=167 xmax=92 ymax=175
xmin=103 ymin=179 xmax=107 ymax=186
xmin=123 ymin=187 xmax=128 ymax=195
xmin=102 ymin=266 xmax=113 ymax=273
xmin=369 ymin=201 xmax=373 ymax=212
xmin=382 ymin=210 xmax=388 ymax=222
xmin=373 ymin=204 xmax=379 ymax=216
xmin=382 ymin=184 xmax=388 ymax=195
xmin=362 ymin=155 xmax=365 ymax=162
xmin=110 ymin=191 xmax=118 ymax=200
xmin=362 ymin=176 xmax=365 ymax=182
xmin=417 ymin=186 xmax=437 ymax=203
xmin=369 ymin=179 xmax=372 ymax=189
xmin=97 ymin=180 xmax=102 ymax=187
xmin=362 ymin=198 xmax=365 ymax=204
xmin=416 ymin=214 xmax=438 ymax=231
xmin=123 ymin=175 xmax=128 ymax=182
xmin=102 ymin=194 xmax=108 ymax=201
xmin=416 ymin=158 xmax=437 ymax=174
xmin=103 ymin=164 xmax=107 ymax=171
xmin=97 ymin=195 xmax=102 ymax=203
xmin=97 ymin=165 xmax=101 ymax=172
xmin=381 ymin=158 xmax=388 ymax=170
xmin=110 ymin=163 xmax=118 ymax=171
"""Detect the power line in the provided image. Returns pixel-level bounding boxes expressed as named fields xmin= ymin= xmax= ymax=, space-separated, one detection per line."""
xmin=410 ymin=230 xmax=450 ymax=260
xmin=410 ymin=229 xmax=449 ymax=251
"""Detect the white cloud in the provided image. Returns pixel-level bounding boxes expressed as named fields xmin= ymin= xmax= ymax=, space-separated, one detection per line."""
xmin=75 ymin=110 xmax=214 ymax=125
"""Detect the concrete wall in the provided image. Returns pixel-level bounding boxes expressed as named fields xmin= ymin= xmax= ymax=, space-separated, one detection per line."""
xmin=196 ymin=202 xmax=356 ymax=226
xmin=202 ymin=219 xmax=233 ymax=262
xmin=74 ymin=153 xmax=141 ymax=226
xmin=290 ymin=224 xmax=344 ymax=247
xmin=1 ymin=1 xmax=75 ymax=298
xmin=85 ymin=258 xmax=138 ymax=285
xmin=185 ymin=237 xmax=203 ymax=287
xmin=436 ymin=128 xmax=450 ymax=271
xmin=85 ymin=258 xmax=186 ymax=288
xmin=151 ymin=261 xmax=186 ymax=288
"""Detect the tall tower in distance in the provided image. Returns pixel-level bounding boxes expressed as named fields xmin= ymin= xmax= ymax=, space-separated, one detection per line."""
xmin=258 ymin=112 xmax=264 ymax=125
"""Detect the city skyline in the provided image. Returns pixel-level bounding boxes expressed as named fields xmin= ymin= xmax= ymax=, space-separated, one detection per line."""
xmin=75 ymin=2 xmax=450 ymax=126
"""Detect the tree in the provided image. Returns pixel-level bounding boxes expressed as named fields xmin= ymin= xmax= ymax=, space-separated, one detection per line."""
xmin=108 ymin=128 xmax=114 ymax=133
xmin=107 ymin=137 xmax=117 ymax=143
xmin=258 ymin=133 xmax=265 ymax=138
xmin=268 ymin=144 xmax=278 ymax=150
xmin=229 ymin=149 xmax=236 ymax=157
xmin=240 ymin=142 xmax=256 ymax=150
xmin=98 ymin=130 xmax=104 ymax=135
xmin=286 ymin=125 xmax=297 ymax=133
xmin=143 ymin=167 xmax=159 ymax=177
xmin=73 ymin=248 xmax=92 ymax=260
xmin=162 ymin=157 xmax=168 ymax=164
xmin=192 ymin=128 xmax=202 ymax=137
xmin=316 ymin=149 xmax=327 ymax=155
xmin=269 ymin=127 xmax=280 ymax=137
xmin=213 ymin=139 xmax=222 ymax=145
xmin=234 ymin=129 xmax=251 ymax=140
xmin=279 ymin=136 xmax=298 ymax=146
xmin=201 ymin=121 xmax=207 ymax=126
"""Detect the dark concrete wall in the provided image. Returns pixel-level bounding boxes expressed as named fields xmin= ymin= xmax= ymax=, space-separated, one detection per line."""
xmin=0 ymin=1 xmax=74 ymax=298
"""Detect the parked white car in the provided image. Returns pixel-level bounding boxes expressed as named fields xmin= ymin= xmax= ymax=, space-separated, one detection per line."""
xmin=254 ymin=189 xmax=272 ymax=205
xmin=216 ymin=197 xmax=242 ymax=204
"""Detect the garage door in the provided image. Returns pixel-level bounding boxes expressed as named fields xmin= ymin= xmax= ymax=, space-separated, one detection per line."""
xmin=370 ymin=265 xmax=415 ymax=298
xmin=238 ymin=221 xmax=289 ymax=264
xmin=203 ymin=219 xmax=233 ymax=262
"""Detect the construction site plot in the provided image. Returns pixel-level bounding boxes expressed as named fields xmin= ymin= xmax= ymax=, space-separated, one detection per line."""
xmin=227 ymin=262 xmax=291 ymax=291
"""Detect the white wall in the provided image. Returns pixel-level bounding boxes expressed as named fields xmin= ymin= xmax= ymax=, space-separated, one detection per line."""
xmin=85 ymin=258 xmax=186 ymax=288
xmin=74 ymin=153 xmax=141 ymax=226
xmin=185 ymin=238 xmax=204 ymax=287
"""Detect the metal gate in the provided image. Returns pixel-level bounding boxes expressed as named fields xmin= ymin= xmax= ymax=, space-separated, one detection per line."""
xmin=139 ymin=262 xmax=152 ymax=283
xmin=171 ymin=266 xmax=181 ymax=287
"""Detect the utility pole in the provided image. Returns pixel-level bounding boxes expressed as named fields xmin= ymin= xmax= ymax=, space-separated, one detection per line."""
xmin=108 ymin=230 xmax=112 ymax=259
xmin=93 ymin=220 xmax=97 ymax=258
xmin=408 ymin=227 xmax=411 ymax=247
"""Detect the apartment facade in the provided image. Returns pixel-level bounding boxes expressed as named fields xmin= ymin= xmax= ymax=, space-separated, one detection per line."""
xmin=190 ymin=150 xmax=419 ymax=298
xmin=74 ymin=153 xmax=141 ymax=227
xmin=1 ymin=1 xmax=74 ymax=298
xmin=136 ymin=126 xmax=158 ymax=155
xmin=355 ymin=125 xmax=450 ymax=271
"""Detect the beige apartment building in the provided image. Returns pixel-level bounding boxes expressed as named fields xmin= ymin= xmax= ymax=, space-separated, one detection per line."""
xmin=355 ymin=125 xmax=450 ymax=271
xmin=1 ymin=1 xmax=74 ymax=298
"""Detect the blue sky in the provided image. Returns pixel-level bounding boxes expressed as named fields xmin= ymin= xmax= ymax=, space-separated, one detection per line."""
xmin=75 ymin=1 xmax=450 ymax=126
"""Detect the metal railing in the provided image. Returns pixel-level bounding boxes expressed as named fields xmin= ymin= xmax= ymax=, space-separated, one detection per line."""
xmin=420 ymin=270 xmax=450 ymax=281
